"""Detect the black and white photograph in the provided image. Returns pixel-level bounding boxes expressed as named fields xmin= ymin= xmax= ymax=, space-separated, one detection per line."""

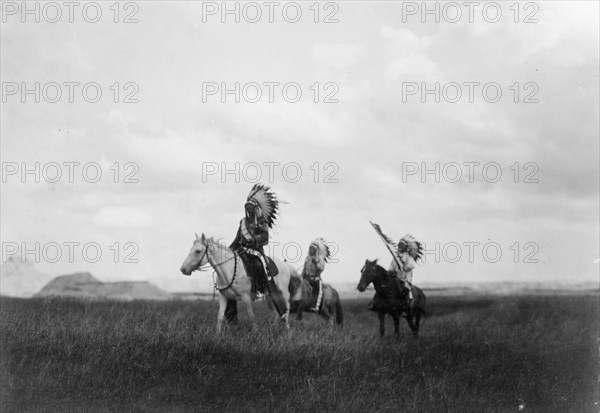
xmin=1 ymin=1 xmax=599 ymax=412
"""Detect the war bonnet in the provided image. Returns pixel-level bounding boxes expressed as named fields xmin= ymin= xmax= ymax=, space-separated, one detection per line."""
xmin=245 ymin=183 xmax=279 ymax=228
xmin=310 ymin=237 xmax=331 ymax=262
xmin=398 ymin=234 xmax=423 ymax=262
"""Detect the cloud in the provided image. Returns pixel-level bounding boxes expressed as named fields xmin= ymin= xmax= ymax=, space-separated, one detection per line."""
xmin=381 ymin=26 xmax=440 ymax=81
xmin=380 ymin=26 xmax=433 ymax=49
xmin=312 ymin=43 xmax=367 ymax=74
xmin=2 ymin=2 xmax=597 ymax=285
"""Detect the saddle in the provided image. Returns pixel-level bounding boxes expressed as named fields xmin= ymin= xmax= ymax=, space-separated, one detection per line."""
xmin=238 ymin=249 xmax=278 ymax=294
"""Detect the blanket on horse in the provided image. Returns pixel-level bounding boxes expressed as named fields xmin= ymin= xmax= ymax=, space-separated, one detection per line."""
xmin=238 ymin=248 xmax=278 ymax=294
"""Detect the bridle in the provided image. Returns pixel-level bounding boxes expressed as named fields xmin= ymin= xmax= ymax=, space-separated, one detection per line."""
xmin=194 ymin=243 xmax=210 ymax=272
xmin=358 ymin=263 xmax=376 ymax=291
xmin=194 ymin=240 xmax=236 ymax=271
xmin=194 ymin=240 xmax=239 ymax=293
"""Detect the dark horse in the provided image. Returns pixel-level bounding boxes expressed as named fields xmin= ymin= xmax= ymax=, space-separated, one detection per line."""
xmin=357 ymin=259 xmax=426 ymax=337
xmin=289 ymin=277 xmax=343 ymax=327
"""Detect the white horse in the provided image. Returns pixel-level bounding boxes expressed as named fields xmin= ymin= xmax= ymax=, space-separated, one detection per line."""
xmin=180 ymin=233 xmax=299 ymax=332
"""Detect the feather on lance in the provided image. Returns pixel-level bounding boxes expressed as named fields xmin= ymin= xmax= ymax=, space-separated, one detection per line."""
xmin=369 ymin=220 xmax=404 ymax=271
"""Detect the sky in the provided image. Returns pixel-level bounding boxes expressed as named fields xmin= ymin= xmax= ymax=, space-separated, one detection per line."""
xmin=1 ymin=1 xmax=599 ymax=293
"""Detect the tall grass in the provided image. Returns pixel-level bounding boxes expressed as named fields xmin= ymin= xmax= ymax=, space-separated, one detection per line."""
xmin=1 ymin=294 xmax=598 ymax=412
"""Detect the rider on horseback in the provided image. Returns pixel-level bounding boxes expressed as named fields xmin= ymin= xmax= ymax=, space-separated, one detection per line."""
xmin=388 ymin=234 xmax=423 ymax=302
xmin=230 ymin=183 xmax=279 ymax=297
xmin=224 ymin=184 xmax=288 ymax=322
xmin=368 ymin=221 xmax=423 ymax=312
xmin=301 ymin=238 xmax=331 ymax=311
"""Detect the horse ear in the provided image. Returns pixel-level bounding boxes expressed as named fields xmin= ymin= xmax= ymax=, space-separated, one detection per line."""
xmin=201 ymin=233 xmax=206 ymax=242
xmin=195 ymin=232 xmax=200 ymax=241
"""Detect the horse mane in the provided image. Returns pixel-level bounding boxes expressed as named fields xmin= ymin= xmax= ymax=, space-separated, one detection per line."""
xmin=193 ymin=236 xmax=230 ymax=253
xmin=209 ymin=237 xmax=226 ymax=245
xmin=366 ymin=259 xmax=394 ymax=283
xmin=198 ymin=236 xmax=225 ymax=246
xmin=367 ymin=258 xmax=386 ymax=274
xmin=365 ymin=258 xmax=380 ymax=266
xmin=374 ymin=263 xmax=389 ymax=278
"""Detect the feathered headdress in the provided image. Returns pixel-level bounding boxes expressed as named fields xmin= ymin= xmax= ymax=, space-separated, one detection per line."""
xmin=246 ymin=184 xmax=279 ymax=228
xmin=310 ymin=237 xmax=331 ymax=262
xmin=398 ymin=234 xmax=423 ymax=261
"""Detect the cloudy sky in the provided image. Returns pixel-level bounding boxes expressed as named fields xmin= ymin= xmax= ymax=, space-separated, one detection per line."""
xmin=1 ymin=1 xmax=598 ymax=292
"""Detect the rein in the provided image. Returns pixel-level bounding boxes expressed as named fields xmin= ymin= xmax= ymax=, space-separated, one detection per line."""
xmin=213 ymin=252 xmax=238 ymax=292
xmin=362 ymin=266 xmax=395 ymax=293
xmin=199 ymin=240 xmax=238 ymax=295
xmin=373 ymin=266 xmax=406 ymax=298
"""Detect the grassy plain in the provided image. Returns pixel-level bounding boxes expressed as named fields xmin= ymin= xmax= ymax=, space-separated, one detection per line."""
xmin=1 ymin=293 xmax=598 ymax=412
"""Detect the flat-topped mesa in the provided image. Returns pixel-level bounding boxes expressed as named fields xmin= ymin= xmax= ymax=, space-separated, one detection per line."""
xmin=35 ymin=272 xmax=172 ymax=301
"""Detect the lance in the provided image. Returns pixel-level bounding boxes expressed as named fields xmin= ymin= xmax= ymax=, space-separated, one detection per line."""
xmin=369 ymin=220 xmax=405 ymax=276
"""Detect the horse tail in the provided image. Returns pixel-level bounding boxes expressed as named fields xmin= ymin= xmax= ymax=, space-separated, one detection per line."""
xmin=334 ymin=290 xmax=344 ymax=326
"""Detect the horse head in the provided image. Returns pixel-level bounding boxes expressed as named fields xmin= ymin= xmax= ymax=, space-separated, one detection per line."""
xmin=357 ymin=259 xmax=380 ymax=291
xmin=180 ymin=232 xmax=211 ymax=275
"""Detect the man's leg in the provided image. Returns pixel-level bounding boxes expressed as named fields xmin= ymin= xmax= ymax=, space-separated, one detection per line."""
xmin=406 ymin=282 xmax=414 ymax=302
xmin=258 ymin=253 xmax=287 ymax=317
xmin=395 ymin=276 xmax=405 ymax=296
xmin=312 ymin=279 xmax=323 ymax=312
xmin=395 ymin=276 xmax=409 ymax=316
xmin=255 ymin=254 xmax=269 ymax=295
xmin=405 ymin=272 xmax=414 ymax=301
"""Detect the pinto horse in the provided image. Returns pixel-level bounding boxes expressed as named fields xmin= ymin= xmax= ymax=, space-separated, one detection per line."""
xmin=289 ymin=277 xmax=343 ymax=327
xmin=357 ymin=259 xmax=426 ymax=337
xmin=180 ymin=233 xmax=298 ymax=332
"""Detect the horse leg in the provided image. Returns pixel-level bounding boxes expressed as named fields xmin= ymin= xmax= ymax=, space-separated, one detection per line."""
xmin=281 ymin=290 xmax=291 ymax=330
xmin=406 ymin=310 xmax=418 ymax=337
xmin=393 ymin=313 xmax=400 ymax=336
xmin=225 ymin=299 xmax=238 ymax=324
xmin=378 ymin=311 xmax=386 ymax=336
xmin=319 ymin=303 xmax=332 ymax=326
xmin=334 ymin=294 xmax=343 ymax=327
xmin=241 ymin=294 xmax=257 ymax=331
xmin=216 ymin=293 xmax=228 ymax=333
xmin=280 ymin=300 xmax=290 ymax=330
xmin=326 ymin=304 xmax=334 ymax=327
xmin=296 ymin=301 xmax=305 ymax=322
xmin=413 ymin=310 xmax=422 ymax=337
